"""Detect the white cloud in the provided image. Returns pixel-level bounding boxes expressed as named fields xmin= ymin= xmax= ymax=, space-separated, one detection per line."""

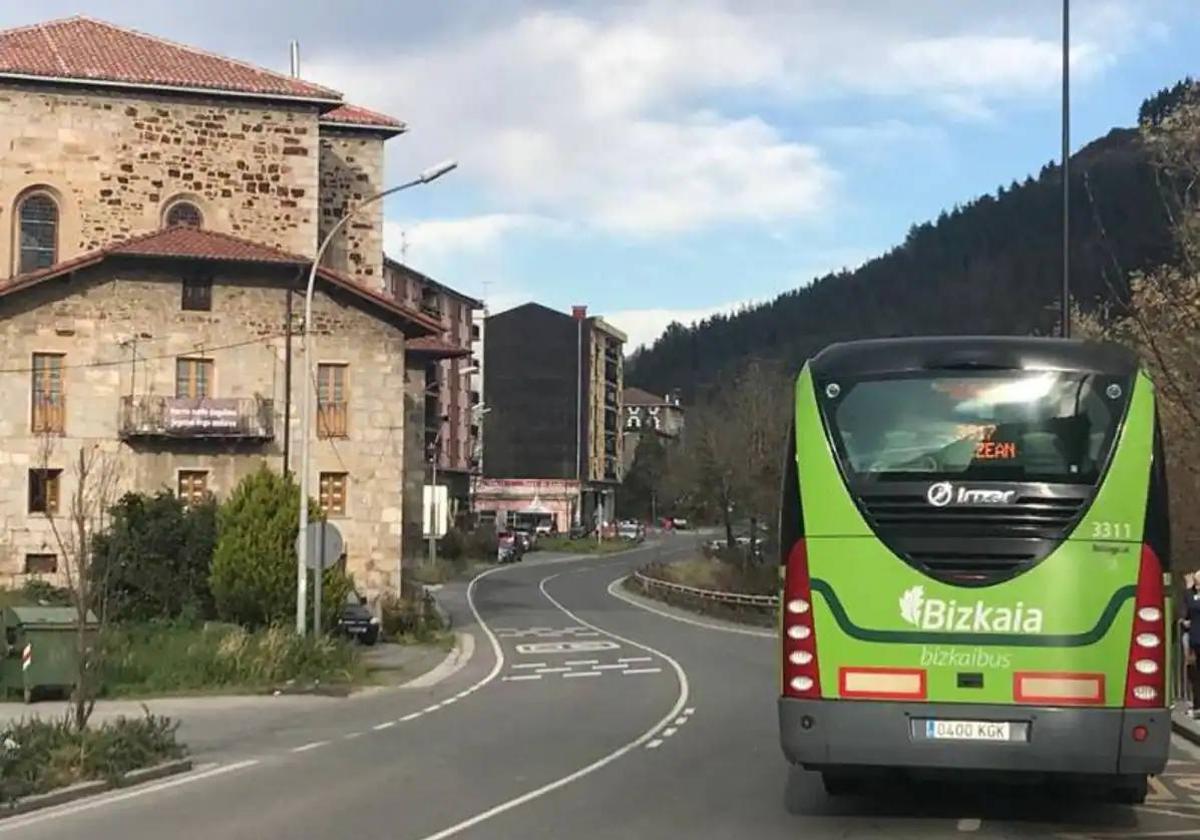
xmin=383 ymin=214 xmax=557 ymax=261
xmin=307 ymin=0 xmax=1157 ymax=237
xmin=607 ymin=301 xmax=753 ymax=352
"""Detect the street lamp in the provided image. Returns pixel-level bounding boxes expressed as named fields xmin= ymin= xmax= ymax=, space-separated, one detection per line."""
xmin=296 ymin=159 xmax=458 ymax=636
xmin=1061 ymin=0 xmax=1071 ymax=338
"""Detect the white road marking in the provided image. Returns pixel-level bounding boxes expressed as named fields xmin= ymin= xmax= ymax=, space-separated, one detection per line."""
xmin=344 ymin=732 xmax=363 ymax=740
xmin=455 ymin=690 xmax=471 ymax=699
xmin=401 ymin=712 xmax=424 ymax=721
xmin=565 ymin=659 xmax=599 ymax=666
xmin=536 ymin=666 xmax=572 ymax=673
xmin=422 ymin=705 xmax=441 ymax=713
xmin=662 ymin=727 xmax=678 ymax=737
xmin=674 ymin=717 xmax=687 ymax=725
xmin=646 ymin=739 xmax=664 ymax=749
xmin=592 ymin=663 xmax=628 ymax=670
xmin=608 ymin=576 xmax=775 ymax=638
xmin=623 ymin=668 xmax=663 ymax=675
xmin=684 ymin=707 xmax=696 ymax=715
xmin=956 ymin=818 xmax=981 ymax=832
xmin=441 ymin=697 xmax=458 ymax=705
xmin=373 ymin=722 xmax=396 ymax=731
xmin=512 ymin=662 xmax=547 ymax=669
xmin=502 ymin=674 xmax=542 ymax=682
xmin=619 ymin=656 xmax=652 ymax=663
xmin=291 ymin=740 xmax=329 ymax=752
xmin=412 ymin=563 xmax=691 ymax=840
xmin=515 ymin=640 xmax=620 ymax=654
xmin=563 ymin=671 xmax=602 ymax=679
xmin=0 ymin=760 xmax=261 ymax=832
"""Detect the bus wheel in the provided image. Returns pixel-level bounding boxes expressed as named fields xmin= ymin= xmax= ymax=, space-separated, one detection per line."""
xmin=821 ymin=771 xmax=862 ymax=797
xmin=1111 ymin=776 xmax=1148 ymax=805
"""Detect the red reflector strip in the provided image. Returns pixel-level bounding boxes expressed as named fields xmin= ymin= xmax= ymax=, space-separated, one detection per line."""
xmin=838 ymin=667 xmax=927 ymax=700
xmin=1014 ymin=671 xmax=1105 ymax=705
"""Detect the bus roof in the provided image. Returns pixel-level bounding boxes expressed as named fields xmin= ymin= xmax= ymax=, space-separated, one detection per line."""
xmin=809 ymin=336 xmax=1138 ymax=378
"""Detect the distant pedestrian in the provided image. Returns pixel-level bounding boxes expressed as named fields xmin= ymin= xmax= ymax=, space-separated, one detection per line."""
xmin=1183 ymin=573 xmax=1200 ymax=716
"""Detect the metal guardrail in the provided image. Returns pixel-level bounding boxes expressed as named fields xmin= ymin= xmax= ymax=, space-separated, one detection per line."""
xmin=632 ymin=570 xmax=779 ymax=609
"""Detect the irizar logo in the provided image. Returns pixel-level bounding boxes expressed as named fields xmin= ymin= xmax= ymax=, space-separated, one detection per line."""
xmin=899 ymin=585 xmax=1044 ymax=633
xmin=925 ymin=481 xmax=1016 ymax=507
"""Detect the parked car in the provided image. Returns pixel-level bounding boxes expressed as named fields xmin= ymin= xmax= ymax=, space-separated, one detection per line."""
xmin=617 ymin=520 xmax=644 ymax=541
xmin=534 ymin=522 xmax=554 ymax=536
xmin=497 ymin=531 xmax=524 ymax=563
xmin=336 ymin=591 xmax=380 ymax=646
xmin=669 ymin=517 xmax=690 ymax=530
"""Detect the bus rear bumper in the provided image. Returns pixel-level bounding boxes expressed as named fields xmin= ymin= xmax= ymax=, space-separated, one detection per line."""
xmin=779 ymin=698 xmax=1169 ymax=776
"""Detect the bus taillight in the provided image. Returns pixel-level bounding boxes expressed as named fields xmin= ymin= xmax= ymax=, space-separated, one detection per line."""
xmin=1124 ymin=544 xmax=1166 ymax=708
xmin=783 ymin=539 xmax=821 ymax=699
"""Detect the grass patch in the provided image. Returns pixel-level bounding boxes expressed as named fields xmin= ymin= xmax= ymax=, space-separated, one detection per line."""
xmin=406 ymin=557 xmax=493 ymax=585
xmin=646 ymin=555 xmax=777 ymax=595
xmin=100 ymin=623 xmax=367 ymax=697
xmin=1 ymin=713 xmax=185 ymax=805
xmin=538 ymin=537 xmax=631 ymax=555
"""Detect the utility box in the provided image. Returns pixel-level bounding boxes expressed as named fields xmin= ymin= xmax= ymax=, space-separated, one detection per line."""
xmin=1 ymin=606 xmax=98 ymax=703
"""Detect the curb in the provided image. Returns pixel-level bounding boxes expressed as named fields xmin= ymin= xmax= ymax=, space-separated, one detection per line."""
xmin=402 ymin=632 xmax=474 ymax=689
xmin=1 ymin=758 xmax=193 ymax=818
xmin=1172 ymin=714 xmax=1200 ymax=747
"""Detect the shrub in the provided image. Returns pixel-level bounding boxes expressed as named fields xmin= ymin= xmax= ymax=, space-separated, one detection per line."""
xmin=18 ymin=579 xmax=71 ymax=606
xmin=209 ymin=467 xmax=347 ymax=629
xmin=465 ymin=524 xmax=498 ymax=559
xmin=92 ymin=491 xmax=217 ymax=623
xmin=439 ymin=527 xmax=465 ymax=560
xmin=100 ymin=623 xmax=365 ymax=695
xmin=379 ymin=583 xmax=444 ymax=642
xmin=0 ymin=713 xmax=184 ymax=804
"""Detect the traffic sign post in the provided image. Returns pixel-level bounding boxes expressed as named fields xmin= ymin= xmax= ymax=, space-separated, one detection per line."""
xmin=296 ymin=521 xmax=343 ymax=636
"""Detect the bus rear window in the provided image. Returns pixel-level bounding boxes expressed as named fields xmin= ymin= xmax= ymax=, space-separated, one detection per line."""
xmin=822 ymin=371 xmax=1130 ymax=484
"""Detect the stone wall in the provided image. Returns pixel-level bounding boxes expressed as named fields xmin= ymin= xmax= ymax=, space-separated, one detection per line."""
xmin=0 ymin=264 xmax=406 ymax=597
xmin=0 ymin=84 xmax=321 ymax=279
xmin=318 ymin=130 xmax=385 ymax=288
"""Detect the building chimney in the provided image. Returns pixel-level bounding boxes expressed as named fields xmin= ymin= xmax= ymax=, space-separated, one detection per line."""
xmin=571 ymin=305 xmax=588 ymax=320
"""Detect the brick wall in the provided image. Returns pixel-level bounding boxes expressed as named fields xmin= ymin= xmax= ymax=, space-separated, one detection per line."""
xmin=0 ymin=84 xmax=322 ymax=279
xmin=318 ymin=130 xmax=385 ymax=288
xmin=0 ymin=264 xmax=406 ymax=596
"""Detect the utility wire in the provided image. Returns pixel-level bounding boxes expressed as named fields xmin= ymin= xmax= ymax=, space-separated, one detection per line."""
xmin=0 ymin=331 xmax=287 ymax=375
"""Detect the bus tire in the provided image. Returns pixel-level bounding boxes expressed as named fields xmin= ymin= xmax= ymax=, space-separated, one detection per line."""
xmin=821 ymin=771 xmax=862 ymax=797
xmin=1111 ymin=776 xmax=1148 ymax=805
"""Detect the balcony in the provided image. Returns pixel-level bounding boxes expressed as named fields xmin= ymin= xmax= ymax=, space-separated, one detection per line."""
xmin=119 ymin=396 xmax=274 ymax=440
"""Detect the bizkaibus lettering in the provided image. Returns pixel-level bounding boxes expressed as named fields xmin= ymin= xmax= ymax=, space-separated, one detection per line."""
xmin=919 ymin=646 xmax=1012 ymax=670
xmin=899 ymin=585 xmax=1044 ymax=633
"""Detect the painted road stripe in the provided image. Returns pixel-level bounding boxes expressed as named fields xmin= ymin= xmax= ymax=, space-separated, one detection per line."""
xmin=373 ymin=722 xmax=396 ymax=731
xmin=344 ymin=732 xmax=363 ymax=740
xmin=565 ymin=659 xmax=599 ymax=666
xmin=292 ymin=740 xmax=329 ymax=752
xmin=674 ymin=717 xmax=687 ymax=725
xmin=662 ymin=727 xmax=678 ymax=737
xmin=401 ymin=712 xmax=424 ymax=721
xmin=423 ymin=705 xmax=441 ymax=712
xmin=537 ymin=666 xmax=572 ymax=673
xmin=646 ymin=739 xmax=664 ymax=750
xmin=0 ymin=760 xmax=261 ymax=832
xmin=502 ymin=674 xmax=542 ymax=681
xmin=623 ymin=668 xmax=662 ymax=675
xmin=684 ymin=707 xmax=696 ymax=715
xmin=455 ymin=690 xmax=471 ymax=699
xmin=512 ymin=662 xmax=547 ymax=669
xmin=442 ymin=697 xmax=459 ymax=705
xmin=956 ymin=818 xmax=981 ymax=832
xmin=592 ymin=663 xmax=627 ymax=670
xmin=619 ymin=656 xmax=652 ymax=663
xmin=563 ymin=670 xmax=602 ymax=679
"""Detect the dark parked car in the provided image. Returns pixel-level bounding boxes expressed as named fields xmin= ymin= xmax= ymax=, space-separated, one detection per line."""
xmin=336 ymin=592 xmax=380 ymax=645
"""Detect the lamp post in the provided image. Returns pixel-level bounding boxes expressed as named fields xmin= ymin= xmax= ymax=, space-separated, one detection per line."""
xmin=296 ymin=159 xmax=457 ymax=636
xmin=1061 ymin=0 xmax=1071 ymax=338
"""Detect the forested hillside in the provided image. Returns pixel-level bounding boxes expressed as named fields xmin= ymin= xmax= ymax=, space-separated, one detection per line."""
xmin=627 ymin=84 xmax=1194 ymax=399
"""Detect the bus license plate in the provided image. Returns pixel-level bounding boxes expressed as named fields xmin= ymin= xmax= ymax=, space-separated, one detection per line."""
xmin=924 ymin=720 xmax=1010 ymax=741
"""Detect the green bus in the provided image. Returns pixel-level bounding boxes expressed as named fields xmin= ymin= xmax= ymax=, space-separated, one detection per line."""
xmin=778 ymin=337 xmax=1171 ymax=802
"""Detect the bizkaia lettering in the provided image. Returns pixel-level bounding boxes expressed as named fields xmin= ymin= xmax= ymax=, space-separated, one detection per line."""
xmin=919 ymin=645 xmax=1012 ymax=670
xmin=899 ymin=585 xmax=1044 ymax=633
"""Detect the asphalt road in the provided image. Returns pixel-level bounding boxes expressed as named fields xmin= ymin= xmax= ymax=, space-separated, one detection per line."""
xmin=5 ymin=535 xmax=1200 ymax=839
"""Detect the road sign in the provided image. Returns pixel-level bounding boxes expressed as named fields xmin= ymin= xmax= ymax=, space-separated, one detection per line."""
xmin=423 ymin=485 xmax=449 ymax=538
xmin=296 ymin=521 xmax=343 ymax=570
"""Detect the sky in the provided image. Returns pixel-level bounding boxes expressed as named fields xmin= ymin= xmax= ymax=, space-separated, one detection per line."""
xmin=4 ymin=2 xmax=1198 ymax=349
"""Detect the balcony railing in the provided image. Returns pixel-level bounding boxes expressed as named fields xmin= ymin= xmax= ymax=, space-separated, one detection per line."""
xmin=119 ymin=396 xmax=274 ymax=440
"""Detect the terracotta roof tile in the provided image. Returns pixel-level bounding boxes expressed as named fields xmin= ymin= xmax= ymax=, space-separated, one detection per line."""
xmin=321 ymin=103 xmax=406 ymax=132
xmin=623 ymin=387 xmax=667 ymax=406
xmin=406 ymin=335 xmax=471 ymax=358
xmin=0 ymin=16 xmax=340 ymax=101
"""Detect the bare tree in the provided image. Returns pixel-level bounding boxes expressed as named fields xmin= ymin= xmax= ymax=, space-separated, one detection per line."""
xmin=1077 ymin=84 xmax=1200 ymax=566
xmin=36 ymin=437 xmax=121 ymax=731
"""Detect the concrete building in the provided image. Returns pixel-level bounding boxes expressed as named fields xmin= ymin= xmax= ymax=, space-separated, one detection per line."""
xmin=383 ymin=258 xmax=482 ymax=562
xmin=480 ymin=303 xmax=626 ymax=530
xmin=621 ymin=387 xmax=685 ymax=472
xmin=0 ymin=16 xmax=445 ymax=594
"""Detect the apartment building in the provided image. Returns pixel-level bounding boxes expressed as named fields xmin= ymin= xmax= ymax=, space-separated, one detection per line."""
xmin=479 ymin=303 xmax=626 ymax=530
xmin=621 ymin=387 xmax=685 ymax=472
xmin=0 ymin=16 xmax=439 ymax=593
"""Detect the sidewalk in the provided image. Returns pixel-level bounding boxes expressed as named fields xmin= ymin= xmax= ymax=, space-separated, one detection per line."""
xmin=1173 ymin=700 xmax=1200 ymax=747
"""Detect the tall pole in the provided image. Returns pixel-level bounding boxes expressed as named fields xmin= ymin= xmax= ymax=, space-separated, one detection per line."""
xmin=296 ymin=161 xmax=457 ymax=635
xmin=428 ymin=432 xmax=439 ymax=567
xmin=575 ymin=318 xmax=582 ymax=528
xmin=1061 ymin=0 xmax=1071 ymax=338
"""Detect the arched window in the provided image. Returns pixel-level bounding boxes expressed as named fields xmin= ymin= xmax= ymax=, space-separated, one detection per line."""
xmin=18 ymin=193 xmax=58 ymax=274
xmin=164 ymin=200 xmax=203 ymax=229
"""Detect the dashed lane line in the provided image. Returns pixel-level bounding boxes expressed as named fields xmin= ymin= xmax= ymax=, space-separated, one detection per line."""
xmin=502 ymin=674 xmax=543 ymax=682
xmin=537 ymin=666 xmax=573 ymax=673
xmin=373 ymin=722 xmax=396 ymax=731
xmin=624 ymin=668 xmax=663 ymax=675
xmin=291 ymin=740 xmax=329 ymax=753
xmin=566 ymin=659 xmax=599 ymax=666
xmin=646 ymin=739 xmax=664 ymax=750
xmin=513 ymin=662 xmax=547 ymax=669
xmin=563 ymin=671 xmax=602 ymax=679
xmin=619 ymin=656 xmax=653 ymax=663
xmin=593 ymin=663 xmax=628 ymax=670
xmin=400 ymin=712 xmax=424 ymax=722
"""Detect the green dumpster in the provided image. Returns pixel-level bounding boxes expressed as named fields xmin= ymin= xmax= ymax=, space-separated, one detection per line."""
xmin=1 ymin=606 xmax=98 ymax=704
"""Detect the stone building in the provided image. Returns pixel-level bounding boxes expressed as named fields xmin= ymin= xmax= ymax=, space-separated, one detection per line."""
xmin=0 ymin=17 xmax=445 ymax=595
xmin=621 ymin=387 xmax=684 ymax=472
